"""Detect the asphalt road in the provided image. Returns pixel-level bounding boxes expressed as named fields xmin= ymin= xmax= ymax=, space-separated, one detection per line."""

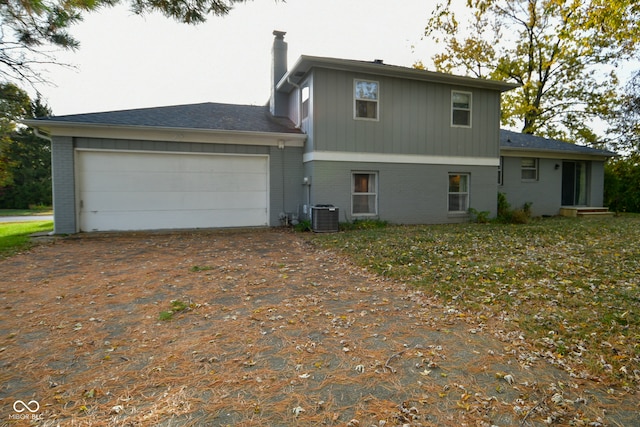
xmin=0 ymin=215 xmax=53 ymax=223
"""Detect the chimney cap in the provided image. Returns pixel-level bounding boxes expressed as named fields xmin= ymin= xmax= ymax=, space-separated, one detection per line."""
xmin=273 ymin=30 xmax=286 ymax=39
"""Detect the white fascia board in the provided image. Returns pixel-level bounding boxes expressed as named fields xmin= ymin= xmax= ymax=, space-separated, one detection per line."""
xmin=23 ymin=121 xmax=307 ymax=147
xmin=500 ymin=148 xmax=614 ymax=161
xmin=303 ymin=151 xmax=499 ymax=166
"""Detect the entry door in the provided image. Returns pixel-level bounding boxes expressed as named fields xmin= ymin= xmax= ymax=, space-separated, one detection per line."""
xmin=562 ymin=161 xmax=587 ymax=206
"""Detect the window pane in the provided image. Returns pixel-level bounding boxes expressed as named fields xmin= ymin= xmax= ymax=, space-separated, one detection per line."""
xmin=521 ymin=169 xmax=537 ymax=180
xmin=452 ymin=92 xmax=470 ymax=108
xmin=452 ymin=110 xmax=470 ymax=126
xmin=355 ymin=81 xmax=378 ymax=100
xmin=356 ymin=100 xmax=377 ymax=119
xmin=521 ymin=158 xmax=536 ymax=168
xmin=354 ymin=173 xmax=372 ymax=192
xmin=449 ymin=174 xmax=468 ymax=192
xmin=448 ymin=194 xmax=468 ymax=211
xmin=353 ymin=195 xmax=376 ymax=214
xmin=459 ymin=174 xmax=468 ymax=192
xmin=449 ymin=174 xmax=460 ymax=192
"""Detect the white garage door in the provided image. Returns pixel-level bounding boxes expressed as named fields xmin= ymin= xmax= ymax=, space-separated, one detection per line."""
xmin=77 ymin=150 xmax=269 ymax=231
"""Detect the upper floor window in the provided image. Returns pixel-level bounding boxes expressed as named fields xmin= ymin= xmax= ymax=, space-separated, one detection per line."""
xmin=354 ymin=79 xmax=379 ymax=120
xmin=301 ymin=86 xmax=310 ymax=120
xmin=521 ymin=158 xmax=539 ymax=181
xmin=451 ymin=91 xmax=472 ymax=127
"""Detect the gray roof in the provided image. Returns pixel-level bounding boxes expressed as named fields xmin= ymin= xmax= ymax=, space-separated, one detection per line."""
xmin=29 ymin=102 xmax=302 ymax=134
xmin=500 ymin=129 xmax=616 ymax=157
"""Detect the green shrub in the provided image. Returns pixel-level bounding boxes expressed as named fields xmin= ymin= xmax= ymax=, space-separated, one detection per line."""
xmin=496 ymin=193 xmax=532 ymax=224
xmin=468 ymin=208 xmax=490 ymax=223
xmin=294 ymin=219 xmax=312 ymax=232
xmin=497 ymin=192 xmax=511 ymax=218
xmin=340 ymin=218 xmax=389 ymax=231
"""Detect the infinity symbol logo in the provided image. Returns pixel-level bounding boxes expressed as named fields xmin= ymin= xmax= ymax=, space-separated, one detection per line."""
xmin=13 ymin=400 xmax=40 ymax=413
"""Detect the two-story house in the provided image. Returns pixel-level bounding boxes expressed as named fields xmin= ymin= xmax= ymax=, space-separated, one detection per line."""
xmin=25 ymin=31 xmax=614 ymax=233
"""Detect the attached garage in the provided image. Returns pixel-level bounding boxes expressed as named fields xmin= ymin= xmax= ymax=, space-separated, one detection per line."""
xmin=76 ymin=150 xmax=269 ymax=231
xmin=24 ymin=103 xmax=306 ymax=234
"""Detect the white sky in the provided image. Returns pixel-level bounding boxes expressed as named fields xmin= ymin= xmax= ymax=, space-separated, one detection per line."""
xmin=35 ymin=0 xmax=443 ymax=116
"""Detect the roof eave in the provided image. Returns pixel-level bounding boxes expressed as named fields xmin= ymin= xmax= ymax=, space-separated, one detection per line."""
xmin=22 ymin=120 xmax=307 ymax=147
xmin=277 ymin=55 xmax=519 ymax=93
xmin=500 ymin=146 xmax=617 ymax=161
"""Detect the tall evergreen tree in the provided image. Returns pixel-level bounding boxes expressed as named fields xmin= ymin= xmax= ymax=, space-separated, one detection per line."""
xmin=0 ymin=84 xmax=52 ymax=208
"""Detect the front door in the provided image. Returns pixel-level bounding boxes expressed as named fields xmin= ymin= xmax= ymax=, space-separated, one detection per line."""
xmin=561 ymin=161 xmax=587 ymax=206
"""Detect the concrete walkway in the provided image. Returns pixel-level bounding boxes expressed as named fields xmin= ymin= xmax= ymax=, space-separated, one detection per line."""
xmin=0 ymin=215 xmax=53 ymax=223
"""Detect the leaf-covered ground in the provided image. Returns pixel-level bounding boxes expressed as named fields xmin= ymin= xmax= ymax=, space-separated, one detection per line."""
xmin=311 ymin=216 xmax=640 ymax=394
xmin=0 ymin=222 xmax=637 ymax=426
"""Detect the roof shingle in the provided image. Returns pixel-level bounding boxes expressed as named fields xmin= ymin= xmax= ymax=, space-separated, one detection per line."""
xmin=31 ymin=102 xmax=302 ymax=134
xmin=500 ymin=129 xmax=616 ymax=157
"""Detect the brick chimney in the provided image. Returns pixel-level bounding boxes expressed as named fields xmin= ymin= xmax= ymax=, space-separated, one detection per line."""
xmin=270 ymin=30 xmax=288 ymax=117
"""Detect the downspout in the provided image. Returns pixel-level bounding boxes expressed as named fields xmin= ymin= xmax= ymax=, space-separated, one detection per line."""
xmin=287 ymin=76 xmax=311 ymax=221
xmin=279 ymin=141 xmax=286 ymax=224
xmin=32 ymin=127 xmax=52 ymax=142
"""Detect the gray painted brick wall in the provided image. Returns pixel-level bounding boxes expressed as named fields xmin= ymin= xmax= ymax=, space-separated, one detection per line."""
xmin=268 ymin=146 xmax=304 ymax=225
xmin=54 ymin=137 xmax=305 ymax=231
xmin=51 ymin=136 xmax=77 ymax=234
xmin=307 ymin=161 xmax=497 ymax=224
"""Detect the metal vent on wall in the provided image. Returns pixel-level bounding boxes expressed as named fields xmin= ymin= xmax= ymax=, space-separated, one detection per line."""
xmin=311 ymin=205 xmax=339 ymax=233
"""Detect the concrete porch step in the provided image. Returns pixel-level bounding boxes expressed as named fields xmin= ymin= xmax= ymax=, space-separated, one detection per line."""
xmin=559 ymin=207 xmax=614 ymax=218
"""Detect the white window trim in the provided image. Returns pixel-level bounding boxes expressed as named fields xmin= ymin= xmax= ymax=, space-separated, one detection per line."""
xmin=351 ymin=171 xmax=379 ymax=216
xmin=448 ymin=173 xmax=470 ymax=214
xmin=451 ymin=90 xmax=472 ymax=128
xmin=354 ymin=79 xmax=380 ymax=121
xmin=521 ymin=158 xmax=539 ymax=181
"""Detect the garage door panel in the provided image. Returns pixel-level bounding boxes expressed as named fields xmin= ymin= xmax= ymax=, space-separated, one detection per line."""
xmin=77 ymin=151 xmax=269 ymax=231
xmin=83 ymin=171 xmax=267 ymax=193
xmin=82 ymin=191 xmax=268 ymax=212
xmin=80 ymin=208 xmax=268 ymax=231
xmin=83 ymin=153 xmax=268 ymax=174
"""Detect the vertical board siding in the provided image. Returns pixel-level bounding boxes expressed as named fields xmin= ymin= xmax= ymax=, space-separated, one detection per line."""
xmin=311 ymin=68 xmax=501 ymax=159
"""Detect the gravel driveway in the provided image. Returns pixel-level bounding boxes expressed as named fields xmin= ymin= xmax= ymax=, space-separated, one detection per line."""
xmin=0 ymin=229 xmax=636 ymax=426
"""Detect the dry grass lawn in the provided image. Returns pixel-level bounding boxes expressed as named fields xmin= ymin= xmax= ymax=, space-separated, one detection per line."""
xmin=0 ymin=221 xmax=637 ymax=426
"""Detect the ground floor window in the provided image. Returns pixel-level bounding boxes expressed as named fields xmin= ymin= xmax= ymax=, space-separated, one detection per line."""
xmin=448 ymin=173 xmax=470 ymax=212
xmin=521 ymin=158 xmax=539 ymax=181
xmin=352 ymin=172 xmax=378 ymax=215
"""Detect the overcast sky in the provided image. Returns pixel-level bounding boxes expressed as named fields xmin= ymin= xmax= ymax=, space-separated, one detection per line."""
xmin=35 ymin=0 xmax=447 ymax=116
